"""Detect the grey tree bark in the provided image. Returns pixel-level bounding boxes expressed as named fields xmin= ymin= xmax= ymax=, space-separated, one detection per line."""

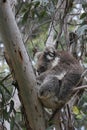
xmin=0 ymin=0 xmax=46 ymax=130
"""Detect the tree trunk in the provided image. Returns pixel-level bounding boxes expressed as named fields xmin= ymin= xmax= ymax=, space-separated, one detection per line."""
xmin=0 ymin=0 xmax=46 ymax=130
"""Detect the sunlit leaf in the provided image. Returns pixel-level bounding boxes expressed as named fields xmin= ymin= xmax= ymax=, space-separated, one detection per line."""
xmin=76 ymin=114 xmax=83 ymax=120
xmin=72 ymin=106 xmax=79 ymax=115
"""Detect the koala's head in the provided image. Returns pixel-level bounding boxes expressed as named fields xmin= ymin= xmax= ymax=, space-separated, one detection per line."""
xmin=35 ymin=47 xmax=59 ymax=74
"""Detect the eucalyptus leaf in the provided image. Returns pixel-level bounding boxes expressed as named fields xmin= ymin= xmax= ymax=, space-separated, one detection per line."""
xmin=72 ymin=106 xmax=80 ymax=115
xmin=80 ymin=13 xmax=87 ymax=19
xmin=76 ymin=114 xmax=83 ymax=120
xmin=76 ymin=25 xmax=87 ymax=36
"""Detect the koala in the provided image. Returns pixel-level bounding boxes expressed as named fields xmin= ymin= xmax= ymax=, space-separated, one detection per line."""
xmin=36 ymin=47 xmax=83 ymax=110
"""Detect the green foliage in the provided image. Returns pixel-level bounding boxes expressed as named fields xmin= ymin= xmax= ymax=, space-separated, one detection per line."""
xmin=72 ymin=106 xmax=83 ymax=120
xmin=0 ymin=73 xmax=24 ymax=129
xmin=27 ymin=25 xmax=48 ymax=57
xmin=72 ymin=92 xmax=87 ymax=129
xmin=80 ymin=12 xmax=87 ymax=19
xmin=21 ymin=1 xmax=50 ymax=24
xmin=76 ymin=25 xmax=87 ymax=36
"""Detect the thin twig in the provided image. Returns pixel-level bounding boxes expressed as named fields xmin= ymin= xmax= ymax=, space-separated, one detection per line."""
xmin=73 ymin=85 xmax=87 ymax=91
xmin=1 ymin=73 xmax=11 ymax=83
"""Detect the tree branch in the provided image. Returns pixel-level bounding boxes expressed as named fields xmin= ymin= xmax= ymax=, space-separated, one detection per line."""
xmin=73 ymin=85 xmax=87 ymax=91
xmin=0 ymin=0 xmax=46 ymax=130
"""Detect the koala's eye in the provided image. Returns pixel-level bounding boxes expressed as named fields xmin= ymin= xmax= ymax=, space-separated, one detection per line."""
xmin=46 ymin=55 xmax=53 ymax=61
xmin=45 ymin=52 xmax=55 ymax=61
xmin=49 ymin=52 xmax=55 ymax=57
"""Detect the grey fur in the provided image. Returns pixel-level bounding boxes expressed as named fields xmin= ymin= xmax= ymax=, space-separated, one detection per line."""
xmin=36 ymin=47 xmax=83 ymax=109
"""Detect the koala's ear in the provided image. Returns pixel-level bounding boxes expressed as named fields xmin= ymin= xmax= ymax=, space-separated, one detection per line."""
xmin=44 ymin=47 xmax=56 ymax=61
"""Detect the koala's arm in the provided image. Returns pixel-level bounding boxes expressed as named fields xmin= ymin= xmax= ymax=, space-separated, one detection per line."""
xmin=58 ymin=71 xmax=82 ymax=103
xmin=36 ymin=70 xmax=52 ymax=84
xmin=37 ymin=65 xmax=64 ymax=83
